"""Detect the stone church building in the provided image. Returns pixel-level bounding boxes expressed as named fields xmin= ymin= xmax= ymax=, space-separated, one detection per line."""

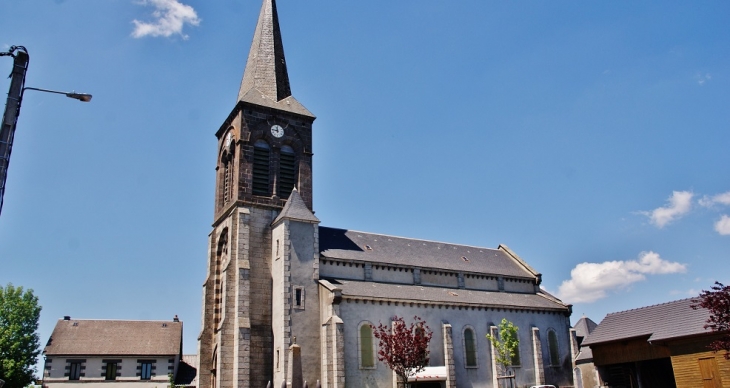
xmin=197 ymin=1 xmax=574 ymax=388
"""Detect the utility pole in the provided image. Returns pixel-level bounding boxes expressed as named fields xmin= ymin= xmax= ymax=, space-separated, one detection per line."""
xmin=0 ymin=46 xmax=29 ymax=217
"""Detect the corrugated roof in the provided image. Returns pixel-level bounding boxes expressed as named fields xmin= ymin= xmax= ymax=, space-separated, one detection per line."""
xmin=318 ymin=227 xmax=536 ymax=279
xmin=44 ymin=319 xmax=182 ymax=356
xmin=325 ymin=279 xmax=569 ymax=311
xmin=582 ymin=298 xmax=711 ymax=345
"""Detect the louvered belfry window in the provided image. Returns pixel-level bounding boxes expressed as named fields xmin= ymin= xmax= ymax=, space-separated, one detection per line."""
xmin=278 ymin=145 xmax=297 ymax=198
xmin=252 ymin=141 xmax=270 ymax=196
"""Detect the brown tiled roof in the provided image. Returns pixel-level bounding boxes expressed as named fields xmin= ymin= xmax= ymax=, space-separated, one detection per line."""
xmin=44 ymin=319 xmax=182 ymax=356
xmin=319 ymin=227 xmax=538 ymax=279
xmin=582 ymin=298 xmax=712 ymax=346
xmin=323 ymin=279 xmax=569 ymax=312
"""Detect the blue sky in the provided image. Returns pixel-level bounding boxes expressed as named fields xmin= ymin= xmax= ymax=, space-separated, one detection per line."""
xmin=1 ymin=0 xmax=729 ymax=368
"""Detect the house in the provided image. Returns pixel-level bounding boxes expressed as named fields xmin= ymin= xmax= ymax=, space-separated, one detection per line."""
xmin=196 ymin=1 xmax=576 ymax=387
xmin=582 ymin=298 xmax=729 ymax=388
xmin=42 ymin=316 xmax=183 ymax=388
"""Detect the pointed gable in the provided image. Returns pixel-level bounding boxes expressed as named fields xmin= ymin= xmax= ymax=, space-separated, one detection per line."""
xmin=273 ymin=188 xmax=319 ymax=225
xmin=237 ymin=0 xmax=314 ymax=118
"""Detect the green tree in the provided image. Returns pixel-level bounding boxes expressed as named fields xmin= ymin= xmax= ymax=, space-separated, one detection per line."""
xmin=0 ymin=284 xmax=41 ymax=388
xmin=486 ymin=318 xmax=519 ymax=386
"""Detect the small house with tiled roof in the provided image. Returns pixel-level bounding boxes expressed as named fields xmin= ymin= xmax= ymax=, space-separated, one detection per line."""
xmin=42 ymin=317 xmax=183 ymax=388
xmin=583 ymin=298 xmax=729 ymax=388
xmin=197 ymin=1 xmax=575 ymax=388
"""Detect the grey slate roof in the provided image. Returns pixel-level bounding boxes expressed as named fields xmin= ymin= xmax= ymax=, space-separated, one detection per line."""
xmin=324 ymin=279 xmax=569 ymax=311
xmin=44 ymin=319 xmax=182 ymax=356
xmin=237 ymin=0 xmax=314 ymax=118
xmin=582 ymin=298 xmax=712 ymax=346
xmin=273 ymin=188 xmax=319 ymax=225
xmin=318 ymin=227 xmax=537 ymax=279
xmin=573 ymin=316 xmax=598 ymax=339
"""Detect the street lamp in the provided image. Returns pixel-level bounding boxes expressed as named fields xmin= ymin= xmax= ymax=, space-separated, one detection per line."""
xmin=0 ymin=46 xmax=91 ymax=217
xmin=23 ymin=87 xmax=92 ymax=103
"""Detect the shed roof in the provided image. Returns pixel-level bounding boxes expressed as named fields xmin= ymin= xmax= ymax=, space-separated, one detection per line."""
xmin=44 ymin=318 xmax=182 ymax=356
xmin=582 ymin=298 xmax=711 ymax=346
xmin=319 ymin=227 xmax=537 ymax=279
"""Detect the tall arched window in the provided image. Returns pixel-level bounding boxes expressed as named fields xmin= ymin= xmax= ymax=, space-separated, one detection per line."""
xmin=548 ymin=329 xmax=560 ymax=367
xmin=463 ymin=327 xmax=477 ymax=368
xmin=510 ymin=339 xmax=521 ymax=366
xmin=278 ymin=145 xmax=296 ymax=198
xmin=213 ymin=230 xmax=228 ymax=329
xmin=252 ymin=140 xmax=270 ymax=196
xmin=359 ymin=322 xmax=375 ymax=369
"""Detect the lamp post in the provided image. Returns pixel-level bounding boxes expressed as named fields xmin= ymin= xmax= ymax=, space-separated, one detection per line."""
xmin=0 ymin=46 xmax=92 ymax=217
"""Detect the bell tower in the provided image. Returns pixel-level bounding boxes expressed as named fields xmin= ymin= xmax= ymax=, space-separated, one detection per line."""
xmin=199 ymin=1 xmax=317 ymax=388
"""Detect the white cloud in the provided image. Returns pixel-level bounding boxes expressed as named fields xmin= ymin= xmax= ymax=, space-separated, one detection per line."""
xmin=131 ymin=0 xmax=200 ymax=39
xmin=557 ymin=251 xmax=687 ymax=304
xmin=697 ymin=72 xmax=712 ymax=86
xmin=699 ymin=191 xmax=730 ymax=207
xmin=642 ymin=191 xmax=693 ymax=228
xmin=714 ymin=215 xmax=730 ymax=235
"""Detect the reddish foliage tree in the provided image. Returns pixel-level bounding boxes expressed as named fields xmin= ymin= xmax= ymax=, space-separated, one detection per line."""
xmin=692 ymin=281 xmax=730 ymax=359
xmin=372 ymin=316 xmax=433 ymax=388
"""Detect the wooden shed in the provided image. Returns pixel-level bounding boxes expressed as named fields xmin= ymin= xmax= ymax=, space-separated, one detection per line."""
xmin=583 ymin=298 xmax=729 ymax=388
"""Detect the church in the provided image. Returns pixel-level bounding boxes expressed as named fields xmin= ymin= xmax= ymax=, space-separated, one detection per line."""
xmin=197 ymin=1 xmax=574 ymax=388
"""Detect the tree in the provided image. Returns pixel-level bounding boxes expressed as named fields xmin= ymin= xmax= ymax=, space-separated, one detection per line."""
xmin=0 ymin=284 xmax=41 ymax=388
xmin=486 ymin=318 xmax=519 ymax=387
xmin=692 ymin=281 xmax=730 ymax=359
xmin=372 ymin=316 xmax=433 ymax=388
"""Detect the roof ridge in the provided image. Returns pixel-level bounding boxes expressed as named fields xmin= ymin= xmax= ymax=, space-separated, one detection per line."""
xmin=320 ymin=226 xmax=501 ymax=252
xmin=605 ymin=297 xmax=699 ymax=316
xmin=56 ymin=318 xmax=182 ymax=322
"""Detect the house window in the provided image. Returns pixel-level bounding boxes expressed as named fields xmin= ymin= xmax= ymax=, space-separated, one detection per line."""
xmin=252 ymin=140 xmax=270 ymax=196
xmin=138 ymin=360 xmax=154 ymax=380
xmin=463 ymin=327 xmax=477 ymax=368
xmin=359 ymin=322 xmax=375 ymax=369
xmin=548 ymin=329 xmax=560 ymax=367
xmin=68 ymin=361 xmax=82 ymax=380
xmin=278 ymin=145 xmax=297 ymax=198
xmin=293 ymin=286 xmax=305 ymax=309
xmin=104 ymin=361 xmax=119 ymax=380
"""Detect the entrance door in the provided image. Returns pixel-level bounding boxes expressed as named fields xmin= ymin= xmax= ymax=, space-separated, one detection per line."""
xmin=698 ymin=357 xmax=723 ymax=388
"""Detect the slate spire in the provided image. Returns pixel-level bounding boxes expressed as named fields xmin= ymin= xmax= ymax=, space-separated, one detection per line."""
xmin=273 ymin=188 xmax=319 ymax=225
xmin=238 ymin=0 xmax=291 ymax=102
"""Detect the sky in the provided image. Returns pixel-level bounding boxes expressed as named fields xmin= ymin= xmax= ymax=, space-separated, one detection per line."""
xmin=1 ymin=0 xmax=729 ymax=371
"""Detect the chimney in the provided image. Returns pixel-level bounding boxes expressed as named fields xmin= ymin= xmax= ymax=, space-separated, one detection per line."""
xmin=173 ymin=315 xmax=179 ymax=322
xmin=63 ymin=316 xmax=70 ymax=321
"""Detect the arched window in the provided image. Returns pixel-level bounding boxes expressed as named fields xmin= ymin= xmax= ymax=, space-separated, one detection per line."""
xmin=252 ymin=140 xmax=270 ymax=196
xmin=213 ymin=230 xmax=228 ymax=328
xmin=548 ymin=329 xmax=560 ymax=367
xmin=278 ymin=145 xmax=296 ymax=198
xmin=463 ymin=327 xmax=477 ymax=368
xmin=359 ymin=322 xmax=375 ymax=369
xmin=222 ymin=152 xmax=233 ymax=205
xmin=510 ymin=340 xmax=521 ymax=366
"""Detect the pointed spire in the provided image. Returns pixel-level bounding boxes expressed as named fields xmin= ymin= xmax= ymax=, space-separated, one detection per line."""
xmin=239 ymin=0 xmax=290 ymax=102
xmin=273 ymin=187 xmax=319 ymax=225
xmin=237 ymin=0 xmax=314 ymax=118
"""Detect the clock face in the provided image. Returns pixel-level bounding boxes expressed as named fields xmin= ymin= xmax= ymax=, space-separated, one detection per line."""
xmin=271 ymin=124 xmax=284 ymax=138
xmin=225 ymin=132 xmax=233 ymax=148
